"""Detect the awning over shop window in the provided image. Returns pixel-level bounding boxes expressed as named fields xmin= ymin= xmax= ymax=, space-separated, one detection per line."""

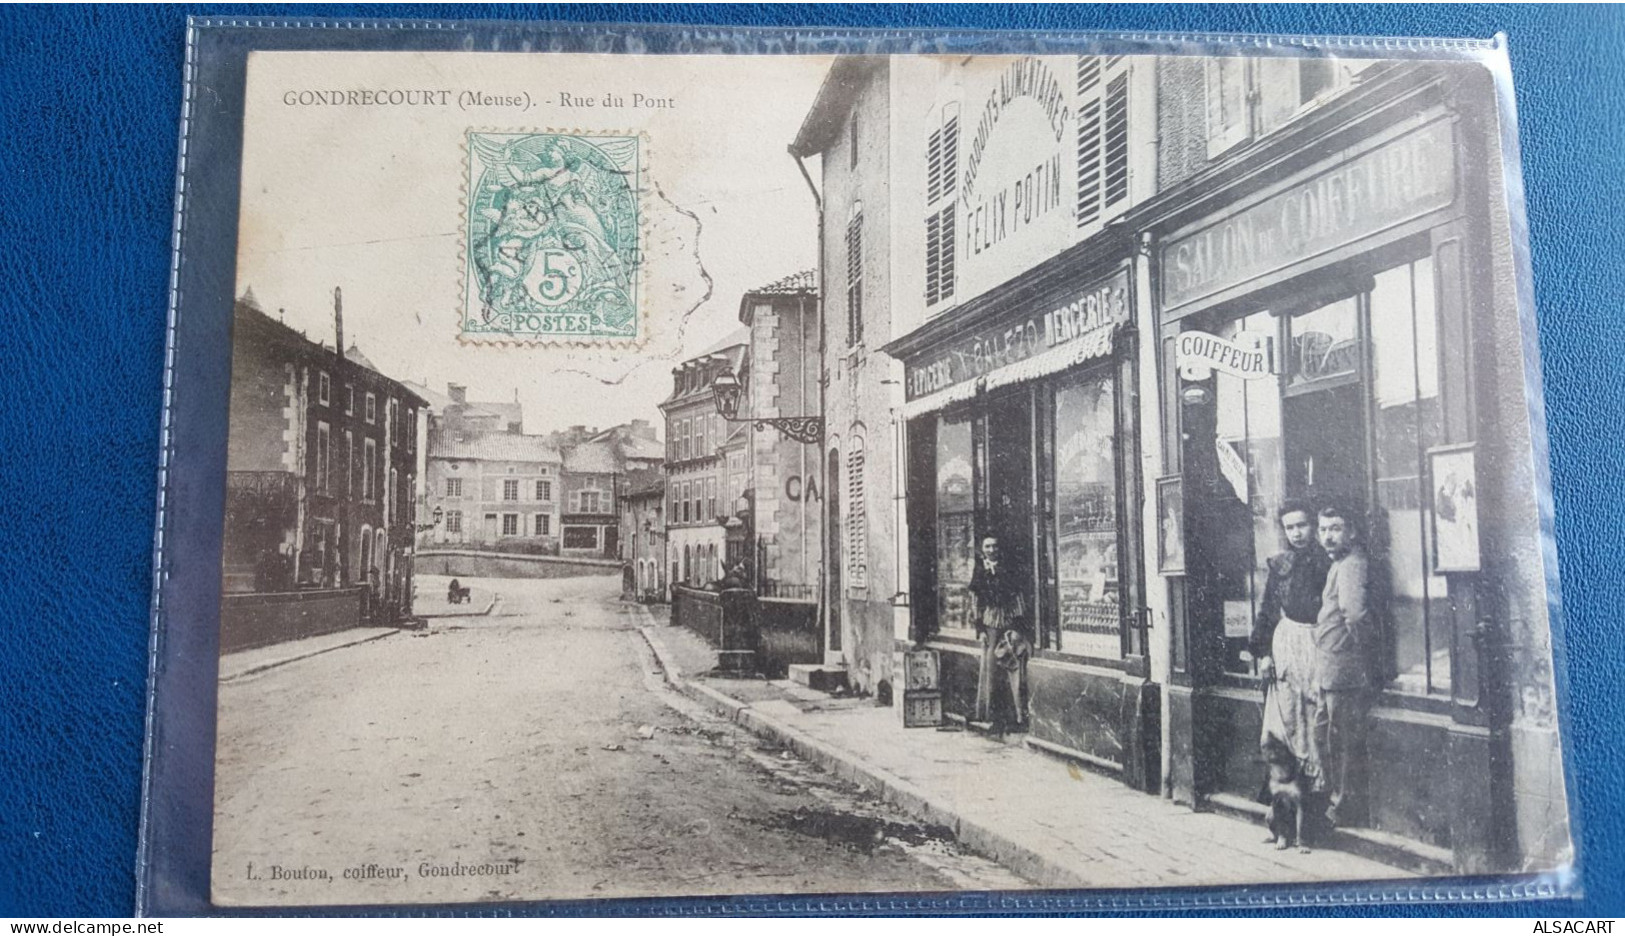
xmin=901 ymin=323 xmax=1119 ymax=420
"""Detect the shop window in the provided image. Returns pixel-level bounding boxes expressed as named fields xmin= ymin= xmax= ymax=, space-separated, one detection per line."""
xmin=563 ymin=526 xmax=597 ymax=550
xmin=1077 ymin=56 xmax=1131 ymax=230
xmin=935 ymin=416 xmax=977 ymax=633
xmin=1052 ymin=373 xmax=1121 ymax=658
xmin=1202 ymin=260 xmax=1451 ymax=694
xmin=1212 ymin=314 xmax=1288 ymax=675
xmin=1287 ymin=297 xmax=1360 ymax=388
xmin=925 ymin=106 xmax=958 ymax=308
xmin=846 ymin=435 xmax=868 ymax=591
xmin=1370 ymin=258 xmax=1449 ymax=695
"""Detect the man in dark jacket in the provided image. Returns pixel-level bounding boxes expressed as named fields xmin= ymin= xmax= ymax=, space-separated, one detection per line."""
xmin=1313 ymin=504 xmax=1376 ymax=826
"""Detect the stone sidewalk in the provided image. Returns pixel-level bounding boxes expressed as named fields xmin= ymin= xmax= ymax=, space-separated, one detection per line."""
xmin=219 ymin=627 xmax=400 ymax=682
xmin=631 ymin=604 xmax=1416 ymax=892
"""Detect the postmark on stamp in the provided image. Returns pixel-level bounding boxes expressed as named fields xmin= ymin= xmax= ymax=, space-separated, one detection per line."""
xmin=463 ymin=131 xmax=643 ymax=343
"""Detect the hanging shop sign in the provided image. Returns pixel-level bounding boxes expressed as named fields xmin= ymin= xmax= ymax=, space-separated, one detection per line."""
xmin=905 ymin=268 xmax=1130 ymax=401
xmin=1162 ymin=118 xmax=1456 ymax=312
xmin=1176 ymin=329 xmax=1274 ymax=381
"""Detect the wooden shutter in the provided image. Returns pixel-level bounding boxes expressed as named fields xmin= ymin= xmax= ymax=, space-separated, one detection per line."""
xmin=1103 ymin=72 xmax=1130 ymax=208
xmin=925 ymin=109 xmax=958 ymax=308
xmin=846 ymin=213 xmax=864 ymax=345
xmin=1079 ymin=56 xmax=1132 ymax=230
xmin=846 ymin=439 xmax=868 ymax=590
xmin=1076 ymin=56 xmax=1104 ymax=228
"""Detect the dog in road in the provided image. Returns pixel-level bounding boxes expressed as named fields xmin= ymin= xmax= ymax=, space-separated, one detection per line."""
xmin=1262 ymin=734 xmax=1311 ymax=853
xmin=446 ymin=579 xmax=472 ymax=604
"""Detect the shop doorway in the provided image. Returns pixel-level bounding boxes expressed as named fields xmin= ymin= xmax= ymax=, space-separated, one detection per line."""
xmin=985 ymin=391 xmax=1035 ymax=586
xmin=1282 ymin=380 xmax=1368 ymax=516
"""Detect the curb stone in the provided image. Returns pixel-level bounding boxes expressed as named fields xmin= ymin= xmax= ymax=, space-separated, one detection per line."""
xmin=220 ymin=628 xmax=400 ymax=682
xmin=635 ymin=623 xmax=1086 ymax=889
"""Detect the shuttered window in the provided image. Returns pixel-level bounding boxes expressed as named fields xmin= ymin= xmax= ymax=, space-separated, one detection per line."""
xmin=845 ymin=437 xmax=868 ymax=591
xmin=846 ymin=212 xmax=864 ymax=346
xmin=925 ymin=108 xmax=959 ymax=309
xmin=1077 ymin=56 xmax=1132 ymax=231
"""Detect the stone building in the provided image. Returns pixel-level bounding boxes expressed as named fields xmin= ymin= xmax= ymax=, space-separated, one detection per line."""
xmin=222 ymin=290 xmax=423 ymax=631
xmin=737 ymin=271 xmax=824 ymax=601
xmin=423 ymin=431 xmax=562 ymax=551
xmin=791 ymin=52 xmax=1568 ymax=873
xmin=659 ymin=332 xmax=746 ymax=588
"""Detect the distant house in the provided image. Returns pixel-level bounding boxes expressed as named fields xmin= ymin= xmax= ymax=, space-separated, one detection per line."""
xmin=560 ymin=440 xmax=620 ymax=558
xmin=617 ymin=467 xmax=666 ymax=602
xmin=424 ymin=431 xmax=562 ymax=551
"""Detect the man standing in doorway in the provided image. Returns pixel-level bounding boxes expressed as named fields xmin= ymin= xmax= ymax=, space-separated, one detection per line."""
xmin=1250 ymin=500 xmax=1332 ymax=783
xmin=1313 ymin=504 xmax=1376 ymax=827
xmin=969 ymin=535 xmax=1032 ymax=732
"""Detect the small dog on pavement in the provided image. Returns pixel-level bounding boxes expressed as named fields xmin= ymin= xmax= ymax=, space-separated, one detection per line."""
xmin=1262 ymin=735 xmax=1311 ymax=853
xmin=446 ymin=579 xmax=472 ymax=604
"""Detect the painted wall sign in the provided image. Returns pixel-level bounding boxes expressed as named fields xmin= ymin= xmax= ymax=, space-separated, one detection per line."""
xmin=783 ymin=474 xmax=821 ymax=503
xmin=954 ymin=56 xmax=1079 ymax=306
xmin=905 ymin=268 xmax=1130 ymax=401
xmin=1162 ymin=119 xmax=1456 ymax=311
xmin=1176 ymin=330 xmax=1273 ymax=380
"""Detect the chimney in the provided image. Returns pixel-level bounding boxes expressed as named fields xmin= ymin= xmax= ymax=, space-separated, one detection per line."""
xmin=333 ymin=287 xmax=345 ymax=362
xmin=447 ymin=383 xmax=467 ymax=404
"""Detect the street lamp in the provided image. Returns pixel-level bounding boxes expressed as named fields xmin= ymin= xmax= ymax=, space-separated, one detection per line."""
xmin=709 ymin=364 xmax=824 ymax=444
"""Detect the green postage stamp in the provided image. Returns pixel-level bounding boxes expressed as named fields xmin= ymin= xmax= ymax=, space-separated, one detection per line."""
xmin=463 ymin=131 xmax=643 ymax=343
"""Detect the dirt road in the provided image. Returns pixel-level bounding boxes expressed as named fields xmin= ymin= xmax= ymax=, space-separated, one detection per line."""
xmin=211 ymin=575 xmax=1024 ymax=907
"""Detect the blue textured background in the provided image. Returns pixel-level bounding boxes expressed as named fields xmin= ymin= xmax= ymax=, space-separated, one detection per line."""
xmin=1 ymin=4 xmax=1620 ymax=918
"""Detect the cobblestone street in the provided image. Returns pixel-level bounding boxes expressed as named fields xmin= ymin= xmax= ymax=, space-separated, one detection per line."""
xmin=210 ymin=575 xmax=1024 ymax=907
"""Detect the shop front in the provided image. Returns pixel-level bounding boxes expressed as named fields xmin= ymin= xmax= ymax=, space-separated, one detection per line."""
xmin=888 ymin=254 xmax=1160 ymax=793
xmin=1150 ymin=71 xmax=1517 ymax=870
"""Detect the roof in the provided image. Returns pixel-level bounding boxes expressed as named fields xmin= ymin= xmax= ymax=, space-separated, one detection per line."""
xmin=401 ymin=380 xmax=455 ymax=412
xmin=661 ymin=335 xmax=749 ymax=408
xmin=739 ymin=270 xmax=817 ymax=324
xmin=621 ymin=435 xmax=666 ymax=461
xmin=563 ymin=441 xmax=618 ymax=474
xmin=344 ymin=344 xmax=377 ymax=371
xmin=789 ymin=57 xmax=886 ymax=158
xmin=473 ymin=400 xmax=523 ymax=428
xmin=620 ymin=467 xmax=665 ymax=498
xmin=234 ymin=296 xmax=426 ymax=408
xmin=695 ymin=325 xmax=751 ymax=359
xmin=753 ymin=270 xmax=816 ymax=295
xmin=428 ymin=432 xmax=561 ymax=463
